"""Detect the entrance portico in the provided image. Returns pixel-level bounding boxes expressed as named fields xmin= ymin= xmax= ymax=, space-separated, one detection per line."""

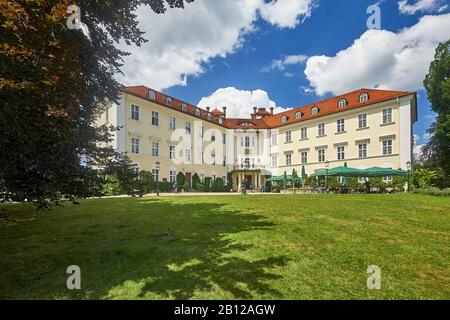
xmin=231 ymin=169 xmax=270 ymax=191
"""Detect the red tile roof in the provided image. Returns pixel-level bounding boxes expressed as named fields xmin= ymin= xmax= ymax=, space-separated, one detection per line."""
xmin=121 ymin=85 xmax=414 ymax=129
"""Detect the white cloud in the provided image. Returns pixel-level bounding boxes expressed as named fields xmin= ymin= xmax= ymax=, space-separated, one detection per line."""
xmin=413 ymin=133 xmax=421 ymax=145
xmin=259 ymin=0 xmax=315 ymax=28
xmin=303 ymin=13 xmax=450 ymax=96
xmin=262 ymin=54 xmax=309 ymax=72
xmin=398 ymin=0 xmax=448 ymax=15
xmin=197 ymin=87 xmax=288 ymax=118
xmin=413 ymin=144 xmax=426 ymax=158
xmin=118 ymin=0 xmax=315 ymax=90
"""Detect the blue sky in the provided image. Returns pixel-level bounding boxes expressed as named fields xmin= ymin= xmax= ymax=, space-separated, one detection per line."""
xmin=120 ymin=0 xmax=450 ymax=153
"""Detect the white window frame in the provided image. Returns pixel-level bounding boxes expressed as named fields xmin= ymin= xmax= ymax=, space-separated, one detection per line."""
xmin=301 ymin=151 xmax=308 ymax=164
xmin=185 ymin=121 xmax=191 ymax=134
xmin=358 ymin=143 xmax=367 ymax=158
xmin=131 ymin=104 xmax=139 ymax=121
xmin=131 ymin=137 xmax=139 ymax=154
xmin=169 ymin=170 xmax=177 ymax=183
xmin=337 ymin=119 xmax=345 ymax=133
xmin=318 ymin=149 xmax=326 ymax=162
xmin=285 ymin=153 xmax=292 ymax=166
xmin=382 ymin=139 xmax=393 ymax=155
xmin=286 ymin=131 xmax=292 ymax=142
xmin=318 ymin=123 xmax=325 ymax=137
xmin=151 ymin=111 xmax=159 ymax=127
xmin=300 ymin=127 xmax=307 ymax=140
xmin=169 ymin=116 xmax=176 ymax=131
xmin=359 ymin=93 xmax=369 ymax=103
xmin=271 ymin=133 xmax=278 ymax=145
xmin=337 ymin=146 xmax=345 ymax=160
xmin=338 ymin=99 xmax=347 ymax=108
xmin=358 ymin=113 xmax=367 ymax=129
xmin=151 ymin=141 xmax=159 ymax=157
xmin=382 ymin=108 xmax=392 ymax=124
xmin=271 ymin=155 xmax=278 ymax=168
xmin=169 ymin=145 xmax=176 ymax=160
xmin=185 ymin=149 xmax=192 ymax=163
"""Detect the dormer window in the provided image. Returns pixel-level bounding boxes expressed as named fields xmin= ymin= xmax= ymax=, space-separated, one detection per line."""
xmin=218 ymin=117 xmax=223 ymax=124
xmin=295 ymin=111 xmax=303 ymax=119
xmin=165 ymin=97 xmax=173 ymax=107
xmin=195 ymin=109 xmax=200 ymax=117
xmin=207 ymin=113 xmax=212 ymax=121
xmin=359 ymin=93 xmax=369 ymax=103
xmin=148 ymin=89 xmax=156 ymax=101
xmin=181 ymin=103 xmax=188 ymax=112
xmin=338 ymin=98 xmax=347 ymax=108
xmin=240 ymin=122 xmax=254 ymax=126
xmin=311 ymin=106 xmax=319 ymax=115
xmin=281 ymin=116 xmax=288 ymax=123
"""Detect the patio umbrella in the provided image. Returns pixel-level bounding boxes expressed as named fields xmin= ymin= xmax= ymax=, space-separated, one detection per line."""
xmin=291 ymin=169 xmax=298 ymax=187
xmin=342 ymin=162 xmax=348 ymax=186
xmin=301 ymin=166 xmax=306 ymax=187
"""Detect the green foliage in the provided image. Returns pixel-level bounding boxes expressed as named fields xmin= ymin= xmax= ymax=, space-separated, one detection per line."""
xmin=0 ymin=0 xmax=194 ymax=208
xmin=192 ymin=173 xmax=200 ymax=189
xmin=412 ymin=187 xmax=450 ymax=196
xmin=176 ymin=172 xmax=186 ymax=187
xmin=423 ymin=39 xmax=450 ymax=176
xmin=204 ymin=177 xmax=212 ymax=192
xmin=196 ymin=183 xmax=205 ymax=192
xmin=182 ymin=182 xmax=190 ymax=192
xmin=212 ymin=178 xmax=225 ymax=192
xmin=413 ymin=169 xmax=438 ymax=189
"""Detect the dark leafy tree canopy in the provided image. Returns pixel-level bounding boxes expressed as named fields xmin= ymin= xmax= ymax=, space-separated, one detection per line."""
xmin=423 ymin=39 xmax=450 ymax=176
xmin=0 ymin=0 xmax=194 ymax=208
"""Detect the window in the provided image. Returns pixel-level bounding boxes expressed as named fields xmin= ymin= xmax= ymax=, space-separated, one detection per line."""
xmin=338 ymin=99 xmax=347 ymax=108
xmin=181 ymin=103 xmax=188 ymax=112
xmin=185 ymin=149 xmax=191 ymax=163
xmin=151 ymin=142 xmax=159 ymax=157
xmin=195 ymin=109 xmax=201 ymax=117
xmin=318 ymin=149 xmax=325 ymax=162
xmin=185 ymin=121 xmax=191 ymax=134
xmin=165 ymin=97 xmax=172 ymax=107
xmin=148 ymin=90 xmax=156 ymax=100
xmin=211 ymin=131 xmax=216 ymax=142
xmin=286 ymin=153 xmax=292 ymax=166
xmin=151 ymin=111 xmax=159 ymax=126
xmin=169 ymin=116 xmax=176 ymax=131
xmin=281 ymin=116 xmax=287 ymax=123
xmin=383 ymin=139 xmax=393 ymax=155
xmin=286 ymin=131 xmax=292 ymax=142
xmin=383 ymin=176 xmax=392 ymax=182
xmin=337 ymin=146 xmax=345 ymax=160
xmin=359 ymin=92 xmax=369 ymax=103
xmin=301 ymin=151 xmax=308 ymax=164
xmin=244 ymin=136 xmax=250 ymax=148
xmin=382 ymin=108 xmax=392 ymax=124
xmin=295 ymin=112 xmax=302 ymax=119
xmin=271 ymin=155 xmax=278 ymax=167
xmin=207 ymin=113 xmax=212 ymax=121
xmin=169 ymin=170 xmax=177 ymax=183
xmin=218 ymin=118 xmax=223 ymax=125
xmin=199 ymin=126 xmax=204 ymax=138
xmin=131 ymin=104 xmax=139 ymax=121
xmin=337 ymin=119 xmax=345 ymax=133
xmin=131 ymin=137 xmax=139 ymax=154
xmin=169 ymin=145 xmax=176 ymax=159
xmin=300 ymin=127 xmax=307 ymax=140
xmin=358 ymin=143 xmax=367 ymax=158
xmin=222 ymin=133 xmax=226 ymax=144
xmin=152 ymin=169 xmax=159 ymax=182
xmin=311 ymin=106 xmax=319 ymax=115
xmin=358 ymin=113 xmax=367 ymax=129
xmin=318 ymin=123 xmax=325 ymax=136
xmin=271 ymin=133 xmax=278 ymax=145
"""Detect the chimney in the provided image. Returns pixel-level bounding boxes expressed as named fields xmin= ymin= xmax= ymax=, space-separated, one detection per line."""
xmin=270 ymin=107 xmax=274 ymax=114
xmin=206 ymin=106 xmax=210 ymax=113
xmin=253 ymin=107 xmax=257 ymax=118
xmin=222 ymin=106 xmax=227 ymax=118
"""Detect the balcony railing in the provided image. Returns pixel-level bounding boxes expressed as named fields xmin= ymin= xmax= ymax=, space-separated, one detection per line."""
xmin=233 ymin=164 xmax=266 ymax=170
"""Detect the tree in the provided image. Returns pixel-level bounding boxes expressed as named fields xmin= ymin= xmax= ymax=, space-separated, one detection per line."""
xmin=0 ymin=0 xmax=194 ymax=208
xmin=423 ymin=39 xmax=450 ymax=176
xmin=176 ymin=172 xmax=186 ymax=187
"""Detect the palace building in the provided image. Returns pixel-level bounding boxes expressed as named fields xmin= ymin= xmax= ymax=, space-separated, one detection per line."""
xmin=98 ymin=85 xmax=417 ymax=191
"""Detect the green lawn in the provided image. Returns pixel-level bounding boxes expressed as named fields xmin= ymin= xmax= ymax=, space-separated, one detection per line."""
xmin=0 ymin=194 xmax=449 ymax=300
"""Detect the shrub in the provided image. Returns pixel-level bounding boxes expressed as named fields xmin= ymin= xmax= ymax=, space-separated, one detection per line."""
xmin=192 ymin=173 xmax=201 ymax=189
xmin=182 ymin=182 xmax=190 ymax=192
xmin=413 ymin=169 xmax=438 ymax=189
xmin=176 ymin=172 xmax=186 ymax=187
xmin=196 ymin=183 xmax=205 ymax=192
xmin=212 ymin=178 xmax=225 ymax=192
xmin=204 ymin=177 xmax=212 ymax=192
xmin=412 ymin=187 xmax=450 ymax=196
